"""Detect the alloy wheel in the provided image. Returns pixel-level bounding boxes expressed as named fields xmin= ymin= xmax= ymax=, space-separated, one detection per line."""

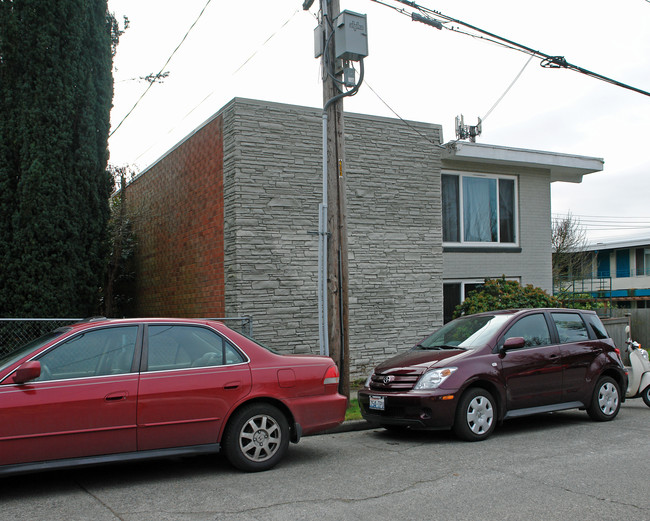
xmin=238 ymin=413 xmax=282 ymax=463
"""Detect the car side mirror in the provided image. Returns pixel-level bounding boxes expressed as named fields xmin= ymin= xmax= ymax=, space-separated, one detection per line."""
xmin=12 ymin=360 xmax=41 ymax=384
xmin=502 ymin=337 xmax=525 ymax=351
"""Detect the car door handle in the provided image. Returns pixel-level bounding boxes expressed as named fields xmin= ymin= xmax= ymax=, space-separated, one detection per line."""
xmin=549 ymin=354 xmax=560 ymax=360
xmin=105 ymin=391 xmax=128 ymax=402
xmin=224 ymin=382 xmax=240 ymax=390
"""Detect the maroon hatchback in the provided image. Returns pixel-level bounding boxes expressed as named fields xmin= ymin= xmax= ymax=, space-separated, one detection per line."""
xmin=359 ymin=309 xmax=627 ymax=441
xmin=0 ymin=318 xmax=347 ymax=475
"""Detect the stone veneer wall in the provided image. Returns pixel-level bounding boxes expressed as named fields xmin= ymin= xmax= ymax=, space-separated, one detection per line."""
xmin=221 ymin=98 xmax=443 ymax=378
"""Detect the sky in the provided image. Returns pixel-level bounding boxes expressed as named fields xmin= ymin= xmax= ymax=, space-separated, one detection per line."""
xmin=106 ymin=0 xmax=650 ymax=244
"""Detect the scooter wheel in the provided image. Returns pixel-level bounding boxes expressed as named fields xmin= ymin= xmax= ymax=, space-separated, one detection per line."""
xmin=642 ymin=386 xmax=650 ymax=408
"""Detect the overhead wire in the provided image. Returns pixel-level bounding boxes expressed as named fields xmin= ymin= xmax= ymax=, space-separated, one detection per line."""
xmin=552 ymin=213 xmax=650 ymax=232
xmin=369 ymin=0 xmax=538 ymax=146
xmin=233 ymin=9 xmax=300 ymax=74
xmin=372 ymin=0 xmax=650 ymax=98
xmin=482 ymin=54 xmax=534 ymax=122
xmin=362 ymin=78 xmax=444 ymax=148
xmin=128 ymin=7 xmax=303 ymax=165
xmin=110 ymin=0 xmax=214 ymax=138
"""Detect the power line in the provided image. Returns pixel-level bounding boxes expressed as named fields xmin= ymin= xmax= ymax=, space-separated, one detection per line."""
xmin=233 ymin=9 xmax=300 ymax=74
xmin=482 ymin=54 xmax=534 ymax=122
xmin=552 ymin=213 xmax=650 ymax=218
xmin=552 ymin=213 xmax=650 ymax=232
xmin=129 ymin=7 xmax=303 ymax=165
xmin=362 ymin=77 xmax=444 ymax=148
xmin=372 ymin=0 xmax=650 ymax=98
xmin=110 ymin=0 xmax=214 ymax=138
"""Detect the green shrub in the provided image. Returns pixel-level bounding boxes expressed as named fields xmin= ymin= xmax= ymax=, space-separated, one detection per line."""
xmin=453 ymin=277 xmax=559 ymax=319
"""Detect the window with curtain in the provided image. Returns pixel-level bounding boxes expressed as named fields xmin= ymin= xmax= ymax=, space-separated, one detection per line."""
xmin=442 ymin=173 xmax=517 ymax=245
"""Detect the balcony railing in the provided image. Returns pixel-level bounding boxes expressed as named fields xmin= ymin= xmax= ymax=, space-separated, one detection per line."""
xmin=554 ymin=276 xmax=612 ymax=295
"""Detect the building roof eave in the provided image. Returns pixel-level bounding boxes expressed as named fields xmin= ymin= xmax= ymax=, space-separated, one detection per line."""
xmin=441 ymin=141 xmax=604 ymax=183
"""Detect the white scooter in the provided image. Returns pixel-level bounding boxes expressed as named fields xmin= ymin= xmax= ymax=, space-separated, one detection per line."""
xmin=624 ymin=325 xmax=650 ymax=407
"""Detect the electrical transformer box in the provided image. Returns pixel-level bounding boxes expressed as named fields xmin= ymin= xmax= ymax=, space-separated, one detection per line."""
xmin=334 ymin=10 xmax=368 ymax=61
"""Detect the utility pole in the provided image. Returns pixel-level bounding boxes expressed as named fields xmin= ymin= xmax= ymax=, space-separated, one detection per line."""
xmin=321 ymin=0 xmax=349 ymax=399
xmin=307 ymin=0 xmax=367 ymax=398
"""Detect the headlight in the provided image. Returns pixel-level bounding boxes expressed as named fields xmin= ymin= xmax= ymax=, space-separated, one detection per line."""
xmin=414 ymin=367 xmax=458 ymax=390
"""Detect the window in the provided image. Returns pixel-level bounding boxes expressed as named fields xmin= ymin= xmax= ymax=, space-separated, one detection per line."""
xmin=502 ymin=314 xmax=551 ymax=348
xmin=616 ymin=249 xmax=630 ymax=278
xmin=597 ymin=251 xmax=610 ymax=278
xmin=635 ymin=248 xmax=650 ymax=276
xmin=551 ymin=313 xmax=589 ymax=343
xmin=442 ymin=172 xmax=517 ymax=245
xmin=36 ymin=326 xmax=138 ymax=381
xmin=583 ymin=314 xmax=609 ymax=340
xmin=147 ymin=325 xmax=245 ymax=371
xmin=443 ymin=281 xmax=484 ymax=323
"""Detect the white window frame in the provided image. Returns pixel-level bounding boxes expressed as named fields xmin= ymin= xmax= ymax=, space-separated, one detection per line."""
xmin=442 ymin=170 xmax=519 ymax=248
xmin=444 ymin=277 xmax=522 ymax=312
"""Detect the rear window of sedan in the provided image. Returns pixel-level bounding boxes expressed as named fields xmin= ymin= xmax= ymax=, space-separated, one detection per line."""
xmin=147 ymin=325 xmax=246 ymax=371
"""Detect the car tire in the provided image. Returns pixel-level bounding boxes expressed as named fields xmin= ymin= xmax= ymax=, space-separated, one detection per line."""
xmin=453 ymin=388 xmax=496 ymax=442
xmin=587 ymin=376 xmax=621 ymax=421
xmin=642 ymin=386 xmax=650 ymax=408
xmin=223 ymin=403 xmax=289 ymax=472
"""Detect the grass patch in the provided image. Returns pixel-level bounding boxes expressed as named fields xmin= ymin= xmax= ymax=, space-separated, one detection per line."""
xmin=345 ymin=398 xmax=362 ymax=421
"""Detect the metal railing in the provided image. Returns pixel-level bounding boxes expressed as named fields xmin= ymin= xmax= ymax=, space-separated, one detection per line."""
xmin=0 ymin=317 xmax=253 ymax=358
xmin=553 ymin=276 xmax=612 ymax=295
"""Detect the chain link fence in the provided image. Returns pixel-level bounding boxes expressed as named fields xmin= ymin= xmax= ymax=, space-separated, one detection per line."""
xmin=0 ymin=317 xmax=253 ymax=358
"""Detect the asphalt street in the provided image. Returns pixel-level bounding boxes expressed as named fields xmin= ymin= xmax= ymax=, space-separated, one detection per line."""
xmin=2 ymin=400 xmax=650 ymax=521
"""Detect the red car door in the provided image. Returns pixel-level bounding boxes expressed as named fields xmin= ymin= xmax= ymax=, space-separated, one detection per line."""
xmin=498 ymin=313 xmax=563 ymax=410
xmin=0 ymin=326 xmax=139 ymax=466
xmin=137 ymin=324 xmax=252 ymax=451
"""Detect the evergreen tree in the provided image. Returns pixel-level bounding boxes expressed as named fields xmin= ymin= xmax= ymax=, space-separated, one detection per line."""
xmin=0 ymin=0 xmax=119 ymax=317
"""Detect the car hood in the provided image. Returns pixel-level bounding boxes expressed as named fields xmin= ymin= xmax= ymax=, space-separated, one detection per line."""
xmin=374 ymin=348 xmax=473 ymax=375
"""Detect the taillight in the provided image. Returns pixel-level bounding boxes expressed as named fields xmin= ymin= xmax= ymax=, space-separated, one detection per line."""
xmin=323 ymin=365 xmax=339 ymax=385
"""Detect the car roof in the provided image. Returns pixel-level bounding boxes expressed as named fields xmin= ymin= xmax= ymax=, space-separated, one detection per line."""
xmin=66 ymin=317 xmax=225 ymax=331
xmin=464 ymin=308 xmax=597 ymax=318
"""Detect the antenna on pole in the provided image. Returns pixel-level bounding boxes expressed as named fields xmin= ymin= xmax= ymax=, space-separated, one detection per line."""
xmin=455 ymin=115 xmax=482 ymax=142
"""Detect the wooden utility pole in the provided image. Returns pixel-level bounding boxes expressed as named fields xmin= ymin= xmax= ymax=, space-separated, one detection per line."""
xmin=321 ymin=0 xmax=350 ymax=398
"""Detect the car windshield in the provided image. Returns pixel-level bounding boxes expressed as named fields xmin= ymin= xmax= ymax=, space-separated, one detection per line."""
xmin=415 ymin=314 xmax=511 ymax=350
xmin=0 ymin=330 xmax=67 ymax=373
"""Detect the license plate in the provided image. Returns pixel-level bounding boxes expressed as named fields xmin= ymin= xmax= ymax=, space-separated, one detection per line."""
xmin=369 ymin=395 xmax=385 ymax=411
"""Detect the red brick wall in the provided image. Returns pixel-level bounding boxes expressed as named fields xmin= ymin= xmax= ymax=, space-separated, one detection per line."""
xmin=124 ymin=116 xmax=224 ymax=317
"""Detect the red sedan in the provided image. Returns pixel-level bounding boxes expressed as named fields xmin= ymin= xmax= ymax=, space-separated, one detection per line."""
xmin=0 ymin=318 xmax=347 ymax=474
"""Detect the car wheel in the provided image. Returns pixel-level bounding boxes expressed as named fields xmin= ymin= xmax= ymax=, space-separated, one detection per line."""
xmin=453 ymin=388 xmax=496 ymax=441
xmin=587 ymin=376 xmax=621 ymax=421
xmin=223 ymin=403 xmax=289 ymax=472
xmin=642 ymin=386 xmax=650 ymax=408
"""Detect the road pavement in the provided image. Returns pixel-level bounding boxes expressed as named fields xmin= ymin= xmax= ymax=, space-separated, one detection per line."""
xmin=2 ymin=400 xmax=650 ymax=521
